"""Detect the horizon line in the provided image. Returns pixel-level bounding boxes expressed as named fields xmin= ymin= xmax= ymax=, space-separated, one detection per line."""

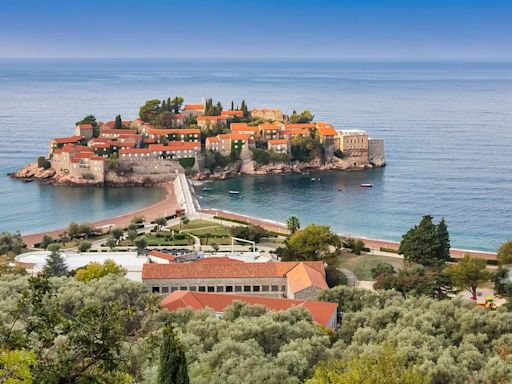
xmin=1 ymin=57 xmax=512 ymax=62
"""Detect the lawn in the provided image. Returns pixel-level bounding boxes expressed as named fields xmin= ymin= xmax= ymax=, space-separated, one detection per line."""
xmin=330 ymin=252 xmax=408 ymax=281
xmin=169 ymin=220 xmax=220 ymax=231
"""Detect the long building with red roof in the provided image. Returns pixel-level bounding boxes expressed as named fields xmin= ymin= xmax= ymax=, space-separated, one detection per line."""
xmin=160 ymin=291 xmax=338 ymax=328
xmin=142 ymin=260 xmax=328 ymax=300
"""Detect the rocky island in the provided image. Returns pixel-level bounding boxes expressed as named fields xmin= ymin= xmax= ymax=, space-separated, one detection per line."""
xmin=11 ymin=97 xmax=385 ymax=186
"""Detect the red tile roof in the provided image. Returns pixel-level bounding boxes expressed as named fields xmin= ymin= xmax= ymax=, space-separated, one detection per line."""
xmin=149 ymin=250 xmax=178 ymax=262
xmin=259 ymin=122 xmax=279 ymax=131
xmin=77 ymin=123 xmax=93 ymax=129
xmin=221 ymin=110 xmax=244 ymax=116
xmin=206 ymin=136 xmax=220 ymax=143
xmin=281 ymin=129 xmax=309 ymax=136
xmin=195 ymin=257 xmax=243 ymax=264
xmin=284 ymin=123 xmax=316 ymax=130
xmin=229 ymin=133 xmax=250 ymax=141
xmin=317 ymin=126 xmax=336 ymax=136
xmin=119 ymin=148 xmax=152 ymax=155
xmin=142 ymin=260 xmax=325 ymax=280
xmin=230 ymin=123 xmax=259 ymax=133
xmin=52 ymin=136 xmax=83 ymax=144
xmin=160 ymin=291 xmax=337 ymax=328
xmin=184 ymin=104 xmax=205 ymax=111
xmin=268 ymin=139 xmax=289 ymax=145
xmin=148 ymin=128 xmax=200 ymax=136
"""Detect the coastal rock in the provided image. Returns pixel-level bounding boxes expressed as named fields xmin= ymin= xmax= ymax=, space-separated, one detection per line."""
xmin=12 ymin=163 xmax=56 ymax=179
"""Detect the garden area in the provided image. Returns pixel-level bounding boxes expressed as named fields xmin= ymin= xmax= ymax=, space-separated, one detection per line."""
xmin=327 ymin=252 xmax=408 ymax=281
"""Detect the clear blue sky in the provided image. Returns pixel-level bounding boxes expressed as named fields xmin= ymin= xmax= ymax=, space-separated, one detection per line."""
xmin=1 ymin=0 xmax=511 ymax=59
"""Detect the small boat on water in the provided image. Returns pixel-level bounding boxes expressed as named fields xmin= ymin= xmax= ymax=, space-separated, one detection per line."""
xmin=202 ymin=187 xmax=213 ymax=191
xmin=229 ymin=190 xmax=240 ymax=195
xmin=311 ymin=177 xmax=316 ymax=182
xmin=360 ymin=183 xmax=373 ymax=188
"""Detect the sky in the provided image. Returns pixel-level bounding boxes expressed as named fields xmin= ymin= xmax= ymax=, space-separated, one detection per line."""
xmin=0 ymin=0 xmax=511 ymax=60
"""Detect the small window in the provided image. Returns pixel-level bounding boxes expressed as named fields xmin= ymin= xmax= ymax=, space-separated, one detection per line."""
xmin=281 ymin=285 xmax=286 ymax=291
xmin=179 ymin=286 xmax=187 ymax=291
xmin=207 ymin=286 xmax=215 ymax=292
xmin=217 ymin=286 xmax=224 ymax=292
xmin=243 ymin=285 xmax=251 ymax=292
xmin=226 ymin=285 xmax=233 ymax=292
xmin=262 ymin=285 xmax=269 ymax=292
xmin=161 ymin=286 xmax=169 ymax=294
xmin=271 ymin=285 xmax=279 ymax=292
xmin=189 ymin=286 xmax=197 ymax=291
xmin=235 ymin=285 xmax=242 ymax=292
xmin=253 ymin=285 xmax=260 ymax=292
xmin=152 ymin=286 xmax=160 ymax=293
xmin=198 ymin=286 xmax=206 ymax=292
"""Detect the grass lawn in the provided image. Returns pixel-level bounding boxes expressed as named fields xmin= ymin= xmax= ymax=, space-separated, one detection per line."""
xmin=330 ymin=252 xmax=408 ymax=281
xmin=169 ymin=220 xmax=220 ymax=231
xmin=146 ymin=237 xmax=192 ymax=246
xmin=188 ymin=227 xmax=231 ymax=237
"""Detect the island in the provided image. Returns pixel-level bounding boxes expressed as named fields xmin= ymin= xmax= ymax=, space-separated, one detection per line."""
xmin=12 ymin=97 xmax=385 ymax=185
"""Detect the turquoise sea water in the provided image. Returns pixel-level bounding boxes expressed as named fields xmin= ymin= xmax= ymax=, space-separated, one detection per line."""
xmin=0 ymin=60 xmax=511 ymax=250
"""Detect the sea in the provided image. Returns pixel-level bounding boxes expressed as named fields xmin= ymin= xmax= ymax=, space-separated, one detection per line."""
xmin=0 ymin=59 xmax=511 ymax=250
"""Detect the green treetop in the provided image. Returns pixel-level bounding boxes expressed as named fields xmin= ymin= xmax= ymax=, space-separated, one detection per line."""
xmin=157 ymin=324 xmax=189 ymax=384
xmin=43 ymin=244 xmax=68 ymax=277
xmin=114 ymin=114 xmax=123 ymax=129
xmin=497 ymin=239 xmax=512 ymax=265
xmin=444 ymin=254 xmax=491 ymax=300
xmin=399 ymin=215 xmax=451 ymax=266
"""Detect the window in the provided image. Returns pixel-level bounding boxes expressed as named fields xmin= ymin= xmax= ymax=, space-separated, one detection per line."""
xmin=235 ymin=286 xmax=242 ymax=292
xmin=226 ymin=285 xmax=233 ymax=292
xmin=152 ymin=286 xmax=160 ymax=293
xmin=271 ymin=285 xmax=279 ymax=292
xmin=281 ymin=285 xmax=286 ymax=291
xmin=262 ymin=285 xmax=269 ymax=292
xmin=161 ymin=286 xmax=169 ymax=294
xmin=179 ymin=286 xmax=187 ymax=291
xmin=207 ymin=286 xmax=215 ymax=292
xmin=198 ymin=286 xmax=206 ymax=292
xmin=216 ymin=286 xmax=224 ymax=292
xmin=189 ymin=286 xmax=197 ymax=291
xmin=253 ymin=285 xmax=260 ymax=292
xmin=170 ymin=286 xmax=178 ymax=292
xmin=244 ymin=285 xmax=251 ymax=292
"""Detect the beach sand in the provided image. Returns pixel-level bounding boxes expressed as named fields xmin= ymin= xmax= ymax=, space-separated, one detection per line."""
xmin=200 ymin=208 xmax=497 ymax=260
xmin=22 ymin=182 xmax=179 ymax=247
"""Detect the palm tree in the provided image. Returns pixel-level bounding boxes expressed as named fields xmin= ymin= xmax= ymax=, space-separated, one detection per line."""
xmin=286 ymin=216 xmax=300 ymax=234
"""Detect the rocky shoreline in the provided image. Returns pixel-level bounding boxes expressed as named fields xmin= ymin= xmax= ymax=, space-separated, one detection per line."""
xmin=194 ymin=156 xmax=384 ymax=181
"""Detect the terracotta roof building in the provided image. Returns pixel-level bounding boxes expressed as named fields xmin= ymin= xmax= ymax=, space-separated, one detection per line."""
xmin=142 ymin=261 xmax=328 ymax=299
xmin=160 ymin=291 xmax=338 ymax=328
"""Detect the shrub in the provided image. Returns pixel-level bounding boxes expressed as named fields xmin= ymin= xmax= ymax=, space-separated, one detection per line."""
xmin=371 ymin=262 xmax=396 ymax=279
xmin=333 ymin=149 xmax=344 ymax=159
xmin=178 ymin=157 xmax=195 ymax=169
xmin=380 ymin=246 xmax=399 ymax=254
xmin=37 ymin=156 xmax=51 ymax=170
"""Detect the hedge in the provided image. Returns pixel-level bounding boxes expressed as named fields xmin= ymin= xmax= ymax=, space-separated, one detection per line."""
xmin=179 ymin=157 xmax=195 ymax=168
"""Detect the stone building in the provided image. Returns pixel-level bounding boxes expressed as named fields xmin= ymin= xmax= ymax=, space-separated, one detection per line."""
xmin=368 ymin=138 xmax=385 ymax=166
xmin=250 ymin=108 xmax=284 ymax=122
xmin=338 ymin=129 xmax=369 ymax=155
xmin=142 ymin=260 xmax=328 ymax=300
xmin=267 ymin=139 xmax=290 ymax=154
xmin=75 ymin=123 xmax=94 ymax=139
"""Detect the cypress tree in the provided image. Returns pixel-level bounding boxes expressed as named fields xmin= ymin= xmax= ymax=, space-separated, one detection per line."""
xmin=157 ymin=324 xmax=189 ymax=384
xmin=114 ymin=114 xmax=123 ymax=129
xmin=436 ymin=218 xmax=450 ymax=261
xmin=231 ymin=101 xmax=234 ymax=111
xmin=43 ymin=244 xmax=68 ymax=277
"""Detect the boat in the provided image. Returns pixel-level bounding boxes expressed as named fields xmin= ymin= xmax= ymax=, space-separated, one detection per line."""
xmin=360 ymin=183 xmax=373 ymax=188
xmin=229 ymin=190 xmax=240 ymax=195
xmin=311 ymin=177 xmax=316 ymax=182
xmin=202 ymin=187 xmax=213 ymax=191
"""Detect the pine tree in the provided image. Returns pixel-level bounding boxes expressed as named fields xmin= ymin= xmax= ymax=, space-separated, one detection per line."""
xmin=114 ymin=114 xmax=123 ymax=129
xmin=399 ymin=215 xmax=441 ymax=266
xmin=231 ymin=101 xmax=234 ymax=111
xmin=161 ymin=99 xmax=167 ymax=111
xmin=157 ymin=324 xmax=189 ymax=384
xmin=43 ymin=244 xmax=68 ymax=277
xmin=436 ymin=218 xmax=450 ymax=261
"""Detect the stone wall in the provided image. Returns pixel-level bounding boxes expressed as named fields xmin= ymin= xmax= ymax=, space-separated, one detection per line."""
xmin=368 ymin=138 xmax=385 ymax=167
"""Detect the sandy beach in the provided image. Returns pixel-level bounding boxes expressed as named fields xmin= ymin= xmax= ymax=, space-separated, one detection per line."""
xmin=200 ymin=208 xmax=497 ymax=260
xmin=22 ymin=182 xmax=179 ymax=247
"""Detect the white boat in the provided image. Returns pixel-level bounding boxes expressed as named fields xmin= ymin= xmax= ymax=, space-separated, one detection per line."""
xmin=360 ymin=183 xmax=373 ymax=188
xmin=202 ymin=187 xmax=213 ymax=191
xmin=311 ymin=177 xmax=316 ymax=182
xmin=229 ymin=190 xmax=240 ymax=195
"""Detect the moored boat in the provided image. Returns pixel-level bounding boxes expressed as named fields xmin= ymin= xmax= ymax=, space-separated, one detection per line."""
xmin=229 ymin=190 xmax=240 ymax=195
xmin=360 ymin=183 xmax=373 ymax=188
